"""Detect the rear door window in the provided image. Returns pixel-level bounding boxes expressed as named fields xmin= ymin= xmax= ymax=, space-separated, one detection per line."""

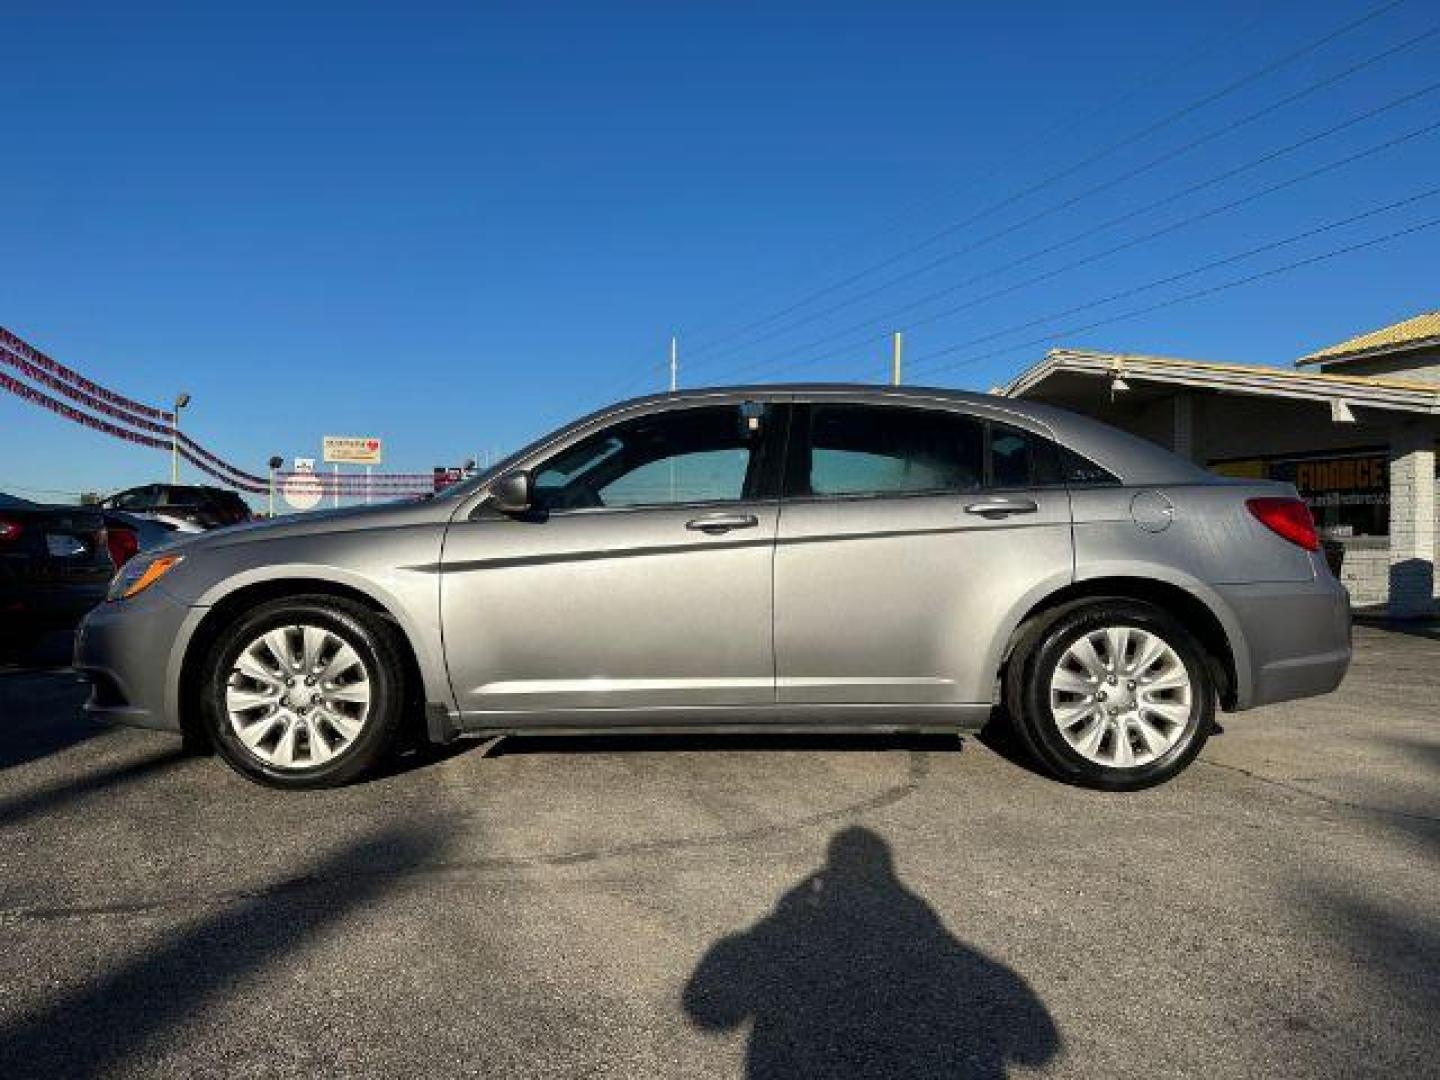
xmin=788 ymin=404 xmax=1119 ymax=497
xmin=790 ymin=404 xmax=985 ymax=498
xmin=990 ymin=425 xmax=1041 ymax=488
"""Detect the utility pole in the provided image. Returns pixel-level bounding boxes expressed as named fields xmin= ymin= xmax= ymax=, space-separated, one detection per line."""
xmin=668 ymin=335 xmax=679 ymax=501
xmin=891 ymin=332 xmax=903 ymax=386
xmin=267 ymin=456 xmax=283 ymax=517
xmin=171 ymin=392 xmax=191 ymax=483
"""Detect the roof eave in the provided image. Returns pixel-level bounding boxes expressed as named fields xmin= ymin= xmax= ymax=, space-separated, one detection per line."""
xmin=1004 ymin=349 xmax=1440 ymax=415
xmin=1295 ymin=335 xmax=1440 ymax=368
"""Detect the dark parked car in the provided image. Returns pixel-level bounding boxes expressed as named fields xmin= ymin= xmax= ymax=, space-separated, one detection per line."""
xmin=101 ymin=509 xmax=179 ymax=558
xmin=76 ymin=386 xmax=1350 ymax=791
xmin=0 ymin=492 xmax=124 ymax=659
xmin=100 ymin=483 xmax=253 ymax=530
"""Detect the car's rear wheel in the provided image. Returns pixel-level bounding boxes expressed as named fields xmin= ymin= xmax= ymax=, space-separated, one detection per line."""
xmin=202 ymin=596 xmax=405 ymax=789
xmin=1006 ymin=600 xmax=1214 ymax=790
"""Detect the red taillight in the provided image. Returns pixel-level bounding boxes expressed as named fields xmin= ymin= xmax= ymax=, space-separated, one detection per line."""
xmin=106 ymin=525 xmax=140 ymax=567
xmin=1247 ymin=497 xmax=1320 ymax=552
xmin=0 ymin=517 xmax=21 ymax=543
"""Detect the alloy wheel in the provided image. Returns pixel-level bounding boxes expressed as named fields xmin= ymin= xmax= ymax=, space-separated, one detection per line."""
xmin=1047 ymin=625 xmax=1192 ymax=768
xmin=224 ymin=623 xmax=372 ymax=769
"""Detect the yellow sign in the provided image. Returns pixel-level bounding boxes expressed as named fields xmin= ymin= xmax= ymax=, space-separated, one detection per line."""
xmin=1210 ymin=459 xmax=1265 ymax=480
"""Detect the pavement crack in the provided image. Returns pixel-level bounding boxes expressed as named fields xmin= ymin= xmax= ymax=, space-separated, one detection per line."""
xmin=1200 ymin=758 xmax=1440 ymax=826
xmin=0 ymin=750 xmax=932 ymax=923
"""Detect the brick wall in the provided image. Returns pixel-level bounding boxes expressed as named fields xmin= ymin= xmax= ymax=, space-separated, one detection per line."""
xmin=1387 ymin=428 xmax=1437 ymax=617
xmin=1333 ymin=539 xmax=1392 ymax=609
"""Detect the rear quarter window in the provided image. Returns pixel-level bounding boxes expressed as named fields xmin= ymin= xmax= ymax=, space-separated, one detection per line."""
xmin=988 ymin=422 xmax=1120 ymax=488
xmin=1058 ymin=446 xmax=1120 ymax=487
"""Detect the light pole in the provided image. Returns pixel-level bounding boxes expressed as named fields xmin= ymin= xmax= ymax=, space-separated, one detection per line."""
xmin=170 ymin=392 xmax=191 ymax=484
xmin=268 ymin=456 xmax=283 ymax=517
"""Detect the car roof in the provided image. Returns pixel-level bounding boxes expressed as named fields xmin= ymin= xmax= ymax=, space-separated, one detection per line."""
xmin=598 ymin=384 xmax=1210 ymax=486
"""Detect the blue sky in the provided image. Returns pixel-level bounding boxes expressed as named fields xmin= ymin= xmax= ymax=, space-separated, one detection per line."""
xmin=2 ymin=0 xmax=1437 ymax=503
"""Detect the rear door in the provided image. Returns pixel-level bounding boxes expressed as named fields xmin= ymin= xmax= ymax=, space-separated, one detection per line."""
xmin=773 ymin=400 xmax=1074 ymax=706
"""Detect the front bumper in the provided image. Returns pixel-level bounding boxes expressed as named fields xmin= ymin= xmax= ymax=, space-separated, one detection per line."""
xmin=1214 ymin=573 xmax=1351 ymax=710
xmin=73 ymin=585 xmax=201 ymax=732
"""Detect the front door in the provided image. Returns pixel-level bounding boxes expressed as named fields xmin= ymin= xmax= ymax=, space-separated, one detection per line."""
xmin=774 ymin=401 xmax=1074 ymax=706
xmin=441 ymin=401 xmax=783 ymax=721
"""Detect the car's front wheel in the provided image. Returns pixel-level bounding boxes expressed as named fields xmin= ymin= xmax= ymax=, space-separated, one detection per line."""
xmin=202 ymin=595 xmax=406 ymax=789
xmin=1006 ymin=600 xmax=1214 ymax=790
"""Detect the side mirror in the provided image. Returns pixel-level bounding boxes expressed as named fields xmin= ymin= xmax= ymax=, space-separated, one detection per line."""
xmin=487 ymin=470 xmax=534 ymax=514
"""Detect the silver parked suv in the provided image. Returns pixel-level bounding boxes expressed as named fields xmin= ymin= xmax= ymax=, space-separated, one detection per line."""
xmin=75 ymin=386 xmax=1351 ymax=790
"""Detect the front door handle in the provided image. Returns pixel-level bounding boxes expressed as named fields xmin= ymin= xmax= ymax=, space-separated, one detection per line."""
xmin=964 ymin=497 xmax=1039 ymax=518
xmin=686 ymin=512 xmax=759 ymax=535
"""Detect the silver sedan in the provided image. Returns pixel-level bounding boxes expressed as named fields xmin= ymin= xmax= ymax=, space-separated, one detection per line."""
xmin=75 ymin=385 xmax=1351 ymax=790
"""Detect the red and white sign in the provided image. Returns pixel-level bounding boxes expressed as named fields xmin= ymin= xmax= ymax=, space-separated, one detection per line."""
xmin=281 ymin=471 xmax=324 ymax=511
xmin=433 ymin=466 xmax=465 ymax=492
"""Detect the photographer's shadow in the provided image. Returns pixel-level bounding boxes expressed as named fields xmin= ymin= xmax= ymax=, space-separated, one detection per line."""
xmin=683 ymin=827 xmax=1059 ymax=1079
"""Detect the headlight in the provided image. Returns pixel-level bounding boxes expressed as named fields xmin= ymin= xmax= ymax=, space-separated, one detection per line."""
xmin=107 ymin=554 xmax=184 ymax=602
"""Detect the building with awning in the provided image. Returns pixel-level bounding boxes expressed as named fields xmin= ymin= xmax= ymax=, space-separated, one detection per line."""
xmin=999 ymin=311 xmax=1440 ymax=616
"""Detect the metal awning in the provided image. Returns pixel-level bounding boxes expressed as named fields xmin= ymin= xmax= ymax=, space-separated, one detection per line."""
xmin=1000 ymin=348 xmax=1440 ymax=416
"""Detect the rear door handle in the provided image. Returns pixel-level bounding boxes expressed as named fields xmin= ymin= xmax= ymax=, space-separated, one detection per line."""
xmin=686 ymin=512 xmax=759 ymax=534
xmin=964 ymin=497 xmax=1039 ymax=518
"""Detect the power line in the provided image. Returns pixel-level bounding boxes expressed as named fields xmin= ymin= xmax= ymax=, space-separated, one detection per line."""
xmin=752 ymin=186 xmax=1440 ymax=385
xmin=676 ymin=7 xmax=1274 ymax=343
xmin=905 ymin=212 xmax=1440 ymax=380
xmin=686 ymin=18 xmax=1439 ymax=371
xmin=679 ymin=0 xmax=1413 ymax=358
xmin=915 ymin=185 xmax=1440 ymax=368
xmin=710 ymin=104 xmax=1440 ymax=385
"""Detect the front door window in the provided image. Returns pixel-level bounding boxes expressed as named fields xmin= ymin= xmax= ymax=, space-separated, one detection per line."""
xmin=534 ymin=404 xmax=771 ymax=511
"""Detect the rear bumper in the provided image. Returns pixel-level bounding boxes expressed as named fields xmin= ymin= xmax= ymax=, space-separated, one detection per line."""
xmin=0 ymin=577 xmax=107 ymax=631
xmin=1214 ymin=574 xmax=1351 ymax=711
xmin=73 ymin=586 xmax=197 ymax=732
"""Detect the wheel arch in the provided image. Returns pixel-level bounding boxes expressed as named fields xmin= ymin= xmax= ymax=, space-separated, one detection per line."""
xmin=174 ymin=577 xmax=437 ymax=748
xmin=995 ymin=575 xmax=1248 ymax=711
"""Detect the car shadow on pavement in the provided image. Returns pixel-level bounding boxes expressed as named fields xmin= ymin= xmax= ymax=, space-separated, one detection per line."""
xmin=357 ymin=737 xmax=489 ymax=784
xmin=0 ymin=822 xmax=447 ymax=1080
xmin=487 ymin=731 xmax=964 ymax=759
xmin=683 ymin=826 xmax=1061 ymax=1079
xmin=1351 ymin=614 xmax=1440 ymax=642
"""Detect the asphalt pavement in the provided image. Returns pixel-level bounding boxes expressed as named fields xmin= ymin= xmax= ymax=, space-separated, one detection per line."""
xmin=0 ymin=622 xmax=1436 ymax=1079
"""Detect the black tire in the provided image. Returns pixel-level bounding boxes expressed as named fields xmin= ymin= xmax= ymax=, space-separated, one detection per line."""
xmin=1005 ymin=599 xmax=1214 ymax=791
xmin=202 ymin=595 xmax=407 ymax=790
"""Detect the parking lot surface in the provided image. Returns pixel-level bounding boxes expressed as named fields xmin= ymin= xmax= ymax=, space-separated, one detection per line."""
xmin=0 ymin=623 xmax=1436 ymax=1079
